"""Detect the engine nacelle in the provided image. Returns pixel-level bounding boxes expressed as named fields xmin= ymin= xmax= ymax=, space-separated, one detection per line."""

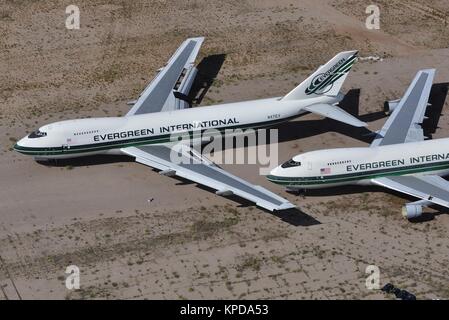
xmin=383 ymin=99 xmax=401 ymax=115
xmin=401 ymin=203 xmax=423 ymax=219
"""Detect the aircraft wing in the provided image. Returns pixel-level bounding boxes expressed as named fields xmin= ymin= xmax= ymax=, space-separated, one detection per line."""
xmin=121 ymin=145 xmax=295 ymax=211
xmin=372 ymin=175 xmax=449 ymax=208
xmin=126 ymin=37 xmax=204 ymax=116
xmin=370 ymin=69 xmax=435 ymax=147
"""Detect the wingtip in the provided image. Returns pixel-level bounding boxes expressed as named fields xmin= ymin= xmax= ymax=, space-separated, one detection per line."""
xmin=279 ymin=202 xmax=297 ymax=210
xmin=347 ymin=118 xmax=367 ymax=128
xmin=338 ymin=49 xmax=358 ymax=57
xmin=275 ymin=201 xmax=297 ymax=211
xmin=358 ymin=121 xmax=368 ymax=127
xmin=348 ymin=115 xmax=367 ymax=127
xmin=256 ymin=200 xmax=296 ymax=212
xmin=188 ymin=36 xmax=205 ymax=43
xmin=420 ymin=68 xmax=436 ymax=74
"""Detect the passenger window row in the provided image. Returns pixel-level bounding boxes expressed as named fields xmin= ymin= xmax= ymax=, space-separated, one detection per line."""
xmin=327 ymin=160 xmax=351 ymax=166
xmin=74 ymin=130 xmax=99 ymax=136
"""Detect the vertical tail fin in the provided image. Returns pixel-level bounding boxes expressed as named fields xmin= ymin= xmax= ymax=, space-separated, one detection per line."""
xmin=281 ymin=50 xmax=358 ymax=101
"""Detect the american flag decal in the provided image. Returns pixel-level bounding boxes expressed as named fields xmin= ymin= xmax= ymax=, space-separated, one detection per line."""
xmin=320 ymin=167 xmax=331 ymax=174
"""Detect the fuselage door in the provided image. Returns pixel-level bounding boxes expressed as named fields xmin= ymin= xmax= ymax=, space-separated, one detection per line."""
xmin=307 ymin=162 xmax=312 ymax=171
xmin=62 ymin=137 xmax=72 ymax=152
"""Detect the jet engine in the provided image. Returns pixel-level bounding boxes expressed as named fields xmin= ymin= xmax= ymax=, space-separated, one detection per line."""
xmin=383 ymin=99 xmax=401 ymax=115
xmin=401 ymin=203 xmax=423 ymax=219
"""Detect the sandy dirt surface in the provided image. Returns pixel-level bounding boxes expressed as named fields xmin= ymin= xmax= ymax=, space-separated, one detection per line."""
xmin=0 ymin=0 xmax=448 ymax=299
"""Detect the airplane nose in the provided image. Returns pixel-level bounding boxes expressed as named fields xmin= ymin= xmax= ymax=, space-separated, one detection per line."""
xmin=270 ymin=165 xmax=282 ymax=176
xmin=13 ymin=137 xmax=27 ymax=152
xmin=266 ymin=165 xmax=284 ymax=183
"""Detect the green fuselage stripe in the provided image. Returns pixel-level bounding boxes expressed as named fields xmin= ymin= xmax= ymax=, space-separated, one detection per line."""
xmin=14 ymin=115 xmax=297 ymax=156
xmin=267 ymin=161 xmax=449 ymax=186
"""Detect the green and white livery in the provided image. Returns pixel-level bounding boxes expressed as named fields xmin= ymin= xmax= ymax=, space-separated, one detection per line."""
xmin=268 ymin=69 xmax=449 ymax=219
xmin=14 ymin=37 xmax=364 ymax=212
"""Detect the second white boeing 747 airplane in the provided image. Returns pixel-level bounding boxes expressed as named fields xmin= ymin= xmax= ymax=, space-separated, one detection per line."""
xmin=268 ymin=69 xmax=449 ymax=219
xmin=14 ymin=37 xmax=365 ymax=212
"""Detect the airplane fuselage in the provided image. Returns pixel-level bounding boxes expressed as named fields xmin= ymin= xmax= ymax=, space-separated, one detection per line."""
xmin=14 ymin=95 xmax=339 ymax=159
xmin=268 ymin=138 xmax=449 ymax=189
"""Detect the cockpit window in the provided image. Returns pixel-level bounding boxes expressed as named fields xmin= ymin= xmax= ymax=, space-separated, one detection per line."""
xmin=281 ymin=159 xmax=301 ymax=168
xmin=28 ymin=130 xmax=47 ymax=139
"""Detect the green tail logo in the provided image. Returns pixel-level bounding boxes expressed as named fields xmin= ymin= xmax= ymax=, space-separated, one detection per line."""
xmin=305 ymin=54 xmax=357 ymax=95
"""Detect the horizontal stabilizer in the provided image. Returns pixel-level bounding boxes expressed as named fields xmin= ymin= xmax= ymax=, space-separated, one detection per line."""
xmin=303 ymin=103 xmax=367 ymax=127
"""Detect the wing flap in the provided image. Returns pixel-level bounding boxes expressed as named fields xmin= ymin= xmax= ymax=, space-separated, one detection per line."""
xmin=121 ymin=145 xmax=295 ymax=211
xmin=303 ymin=103 xmax=367 ymax=127
xmin=372 ymin=175 xmax=449 ymax=208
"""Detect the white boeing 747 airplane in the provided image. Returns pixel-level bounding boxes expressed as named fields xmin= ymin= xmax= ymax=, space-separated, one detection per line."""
xmin=268 ymin=69 xmax=449 ymax=219
xmin=14 ymin=37 xmax=365 ymax=212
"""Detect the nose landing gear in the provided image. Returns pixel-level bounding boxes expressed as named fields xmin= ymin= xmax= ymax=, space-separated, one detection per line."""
xmin=286 ymin=187 xmax=306 ymax=198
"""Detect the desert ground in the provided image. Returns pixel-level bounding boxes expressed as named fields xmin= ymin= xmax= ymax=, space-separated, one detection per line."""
xmin=0 ymin=0 xmax=448 ymax=299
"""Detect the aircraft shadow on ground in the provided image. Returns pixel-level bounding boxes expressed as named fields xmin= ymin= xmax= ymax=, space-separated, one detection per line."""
xmin=291 ymin=184 xmax=448 ymax=223
xmin=270 ymin=208 xmax=321 ymax=226
xmin=173 ymin=176 xmax=321 ymax=226
xmin=36 ymin=154 xmax=134 ymax=167
xmin=422 ymin=82 xmax=449 ymax=138
xmin=292 ymin=184 xmax=415 ymax=198
xmin=189 ymin=54 xmax=227 ymax=106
